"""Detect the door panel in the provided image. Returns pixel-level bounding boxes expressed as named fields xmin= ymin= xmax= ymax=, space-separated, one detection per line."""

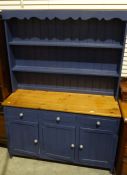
xmin=9 ymin=120 xmax=39 ymax=156
xmin=78 ymin=127 xmax=117 ymax=168
xmin=40 ymin=122 xmax=76 ymax=162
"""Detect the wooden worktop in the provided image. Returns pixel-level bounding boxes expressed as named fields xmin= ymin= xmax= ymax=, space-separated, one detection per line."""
xmin=119 ymin=100 xmax=127 ymax=122
xmin=2 ymin=89 xmax=121 ymax=118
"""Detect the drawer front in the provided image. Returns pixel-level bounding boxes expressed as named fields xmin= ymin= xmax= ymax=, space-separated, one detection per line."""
xmin=77 ymin=115 xmax=120 ymax=133
xmin=39 ymin=110 xmax=76 ymax=124
xmin=4 ymin=107 xmax=38 ymax=122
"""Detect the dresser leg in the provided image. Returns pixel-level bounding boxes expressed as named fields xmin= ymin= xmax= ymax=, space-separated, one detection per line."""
xmin=8 ymin=150 xmax=12 ymax=158
xmin=110 ymin=167 xmax=115 ymax=175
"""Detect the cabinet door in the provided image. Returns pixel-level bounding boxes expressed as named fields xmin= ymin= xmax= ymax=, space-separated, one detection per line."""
xmin=8 ymin=120 xmax=39 ymax=156
xmin=78 ymin=127 xmax=117 ymax=169
xmin=40 ymin=122 xmax=76 ymax=162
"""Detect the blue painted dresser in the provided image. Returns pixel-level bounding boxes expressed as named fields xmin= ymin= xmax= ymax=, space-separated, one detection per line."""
xmin=2 ymin=10 xmax=126 ymax=172
xmin=2 ymin=89 xmax=121 ymax=172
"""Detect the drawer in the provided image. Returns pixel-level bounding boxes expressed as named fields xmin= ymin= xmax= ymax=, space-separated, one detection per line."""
xmin=4 ymin=107 xmax=38 ymax=122
xmin=39 ymin=110 xmax=76 ymax=124
xmin=77 ymin=115 xmax=120 ymax=133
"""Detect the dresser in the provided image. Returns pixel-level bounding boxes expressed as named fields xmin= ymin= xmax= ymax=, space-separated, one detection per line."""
xmin=2 ymin=10 xmax=126 ymax=172
xmin=116 ymin=101 xmax=127 ymax=175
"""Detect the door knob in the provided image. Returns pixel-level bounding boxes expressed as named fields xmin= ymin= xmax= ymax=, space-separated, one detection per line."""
xmin=70 ymin=144 xmax=75 ymax=149
xmin=19 ymin=113 xmax=24 ymax=119
xmin=79 ymin=144 xmax=84 ymax=150
xmin=56 ymin=117 xmax=61 ymax=122
xmin=96 ymin=121 xmax=101 ymax=127
xmin=34 ymin=139 xmax=38 ymax=144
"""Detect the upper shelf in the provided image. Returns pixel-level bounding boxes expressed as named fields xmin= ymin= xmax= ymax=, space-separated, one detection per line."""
xmin=9 ymin=39 xmax=123 ymax=49
xmin=2 ymin=10 xmax=127 ymax=21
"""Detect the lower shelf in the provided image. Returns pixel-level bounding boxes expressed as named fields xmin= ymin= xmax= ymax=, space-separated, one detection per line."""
xmin=14 ymin=72 xmax=117 ymax=96
xmin=18 ymin=84 xmax=114 ymax=96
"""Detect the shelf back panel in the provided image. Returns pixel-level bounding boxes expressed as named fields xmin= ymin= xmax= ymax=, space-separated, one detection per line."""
xmin=12 ymin=46 xmax=122 ymax=73
xmin=3 ymin=10 xmax=127 ymax=97
xmin=7 ymin=18 xmax=125 ymax=44
xmin=14 ymin=72 xmax=117 ymax=96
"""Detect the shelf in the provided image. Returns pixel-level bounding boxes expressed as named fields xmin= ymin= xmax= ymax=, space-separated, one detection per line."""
xmin=9 ymin=39 xmax=123 ymax=49
xmin=17 ymin=84 xmax=114 ymax=96
xmin=5 ymin=15 xmax=124 ymax=98
xmin=3 ymin=10 xmax=127 ymax=21
xmin=12 ymin=61 xmax=119 ymax=77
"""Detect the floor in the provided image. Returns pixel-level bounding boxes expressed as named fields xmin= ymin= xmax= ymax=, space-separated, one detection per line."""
xmin=0 ymin=147 xmax=111 ymax=175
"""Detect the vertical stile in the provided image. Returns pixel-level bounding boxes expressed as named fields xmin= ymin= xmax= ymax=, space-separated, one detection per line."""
xmin=116 ymin=22 xmax=127 ymax=99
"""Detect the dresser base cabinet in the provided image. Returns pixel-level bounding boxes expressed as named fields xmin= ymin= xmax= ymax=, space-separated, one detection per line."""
xmin=4 ymin=107 xmax=120 ymax=171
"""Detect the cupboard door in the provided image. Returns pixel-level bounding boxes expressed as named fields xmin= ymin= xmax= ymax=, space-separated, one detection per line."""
xmin=40 ymin=122 xmax=76 ymax=162
xmin=8 ymin=120 xmax=39 ymax=156
xmin=78 ymin=127 xmax=117 ymax=169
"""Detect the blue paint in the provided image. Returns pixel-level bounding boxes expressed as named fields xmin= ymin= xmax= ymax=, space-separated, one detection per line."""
xmin=4 ymin=107 xmax=120 ymax=171
xmin=3 ymin=11 xmax=125 ymax=98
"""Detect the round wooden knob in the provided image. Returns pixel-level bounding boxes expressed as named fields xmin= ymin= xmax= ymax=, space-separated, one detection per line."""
xmin=70 ymin=144 xmax=75 ymax=149
xmin=96 ymin=121 xmax=101 ymax=126
xmin=56 ymin=117 xmax=60 ymax=122
xmin=19 ymin=113 xmax=24 ymax=119
xmin=34 ymin=139 xmax=38 ymax=144
xmin=79 ymin=145 xmax=84 ymax=150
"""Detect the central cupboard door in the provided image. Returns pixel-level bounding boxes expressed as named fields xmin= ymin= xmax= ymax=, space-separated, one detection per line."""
xmin=40 ymin=122 xmax=76 ymax=162
xmin=78 ymin=127 xmax=117 ymax=169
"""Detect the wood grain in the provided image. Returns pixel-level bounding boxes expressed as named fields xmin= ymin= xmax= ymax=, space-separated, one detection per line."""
xmin=2 ymin=89 xmax=121 ymax=118
xmin=124 ymin=146 xmax=127 ymax=157
xmin=122 ymin=159 xmax=127 ymax=175
xmin=119 ymin=100 xmax=127 ymax=121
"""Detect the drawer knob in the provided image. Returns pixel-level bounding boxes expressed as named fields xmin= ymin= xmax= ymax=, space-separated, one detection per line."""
xmin=34 ymin=139 xmax=38 ymax=144
xmin=56 ymin=117 xmax=60 ymax=122
xmin=70 ymin=144 xmax=75 ymax=149
xmin=96 ymin=121 xmax=101 ymax=126
xmin=79 ymin=145 xmax=84 ymax=150
xmin=19 ymin=113 xmax=24 ymax=119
